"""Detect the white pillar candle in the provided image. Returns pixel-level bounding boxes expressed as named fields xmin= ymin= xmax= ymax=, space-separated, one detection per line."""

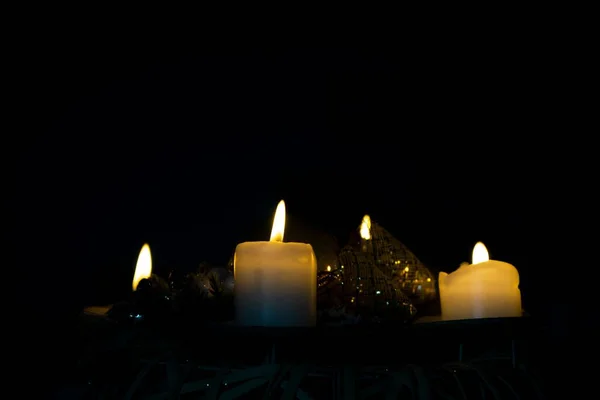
xmin=132 ymin=243 xmax=152 ymax=291
xmin=439 ymin=242 xmax=521 ymax=321
xmin=234 ymin=200 xmax=317 ymax=327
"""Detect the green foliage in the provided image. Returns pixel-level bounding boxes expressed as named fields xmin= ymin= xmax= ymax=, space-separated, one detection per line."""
xmin=76 ymin=347 xmax=545 ymax=399
xmin=149 ymin=273 xmax=170 ymax=294
xmin=173 ymin=267 xmax=234 ymax=322
xmin=207 ymin=270 xmax=226 ymax=297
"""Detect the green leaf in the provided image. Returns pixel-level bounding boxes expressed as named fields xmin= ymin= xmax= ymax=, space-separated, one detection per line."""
xmin=166 ymin=356 xmax=181 ymax=399
xmin=206 ymin=370 xmax=227 ymax=400
xmin=264 ymin=364 xmax=293 ymax=397
xmin=343 ymin=365 xmax=357 ymax=400
xmin=224 ymin=364 xmax=279 ymax=384
xmin=281 ymin=364 xmax=312 ymax=400
xmin=359 ymin=379 xmax=388 ymax=399
xmin=124 ymin=359 xmax=158 ymax=400
xmin=220 ymin=378 xmax=269 ymax=400
xmin=407 ymin=365 xmax=433 ymax=400
xmin=179 ymin=377 xmax=214 ymax=394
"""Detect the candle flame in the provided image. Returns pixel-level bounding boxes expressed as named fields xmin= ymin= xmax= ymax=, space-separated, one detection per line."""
xmin=472 ymin=241 xmax=489 ymax=264
xmin=132 ymin=243 xmax=152 ymax=291
xmin=326 ymin=265 xmax=331 ymax=272
xmin=359 ymin=214 xmax=371 ymax=240
xmin=269 ymin=200 xmax=286 ymax=242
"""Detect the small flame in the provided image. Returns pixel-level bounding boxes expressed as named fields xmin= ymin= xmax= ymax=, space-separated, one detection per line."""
xmin=359 ymin=214 xmax=372 ymax=240
xmin=132 ymin=243 xmax=152 ymax=291
xmin=269 ymin=200 xmax=286 ymax=242
xmin=472 ymin=241 xmax=490 ymax=264
xmin=326 ymin=265 xmax=331 ymax=272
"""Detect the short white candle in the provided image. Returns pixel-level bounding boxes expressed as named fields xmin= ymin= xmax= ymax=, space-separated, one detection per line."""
xmin=132 ymin=243 xmax=152 ymax=291
xmin=234 ymin=200 xmax=317 ymax=327
xmin=439 ymin=242 xmax=522 ymax=321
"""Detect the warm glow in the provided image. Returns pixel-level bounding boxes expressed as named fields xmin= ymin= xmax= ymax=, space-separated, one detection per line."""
xmin=359 ymin=214 xmax=372 ymax=240
xmin=326 ymin=265 xmax=331 ymax=272
xmin=472 ymin=241 xmax=490 ymax=264
xmin=404 ymin=266 xmax=409 ymax=272
xmin=132 ymin=243 xmax=152 ymax=291
xmin=269 ymin=200 xmax=286 ymax=242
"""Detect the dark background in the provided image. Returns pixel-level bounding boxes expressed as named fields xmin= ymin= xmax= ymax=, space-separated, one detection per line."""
xmin=15 ymin=39 xmax=561 ymax=327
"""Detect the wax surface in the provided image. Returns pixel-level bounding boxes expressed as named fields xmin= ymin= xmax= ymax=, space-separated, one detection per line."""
xmin=83 ymin=305 xmax=111 ymax=316
xmin=439 ymin=260 xmax=521 ymax=321
xmin=234 ymin=241 xmax=317 ymax=327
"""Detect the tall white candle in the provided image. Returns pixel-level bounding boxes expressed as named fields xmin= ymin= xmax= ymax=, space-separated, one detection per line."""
xmin=234 ymin=200 xmax=317 ymax=327
xmin=132 ymin=243 xmax=152 ymax=291
xmin=439 ymin=242 xmax=521 ymax=321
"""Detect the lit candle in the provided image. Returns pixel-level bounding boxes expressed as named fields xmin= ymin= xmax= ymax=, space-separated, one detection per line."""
xmin=439 ymin=242 xmax=521 ymax=321
xmin=359 ymin=214 xmax=371 ymax=240
xmin=83 ymin=243 xmax=153 ymax=319
xmin=132 ymin=243 xmax=152 ymax=291
xmin=234 ymin=200 xmax=317 ymax=327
